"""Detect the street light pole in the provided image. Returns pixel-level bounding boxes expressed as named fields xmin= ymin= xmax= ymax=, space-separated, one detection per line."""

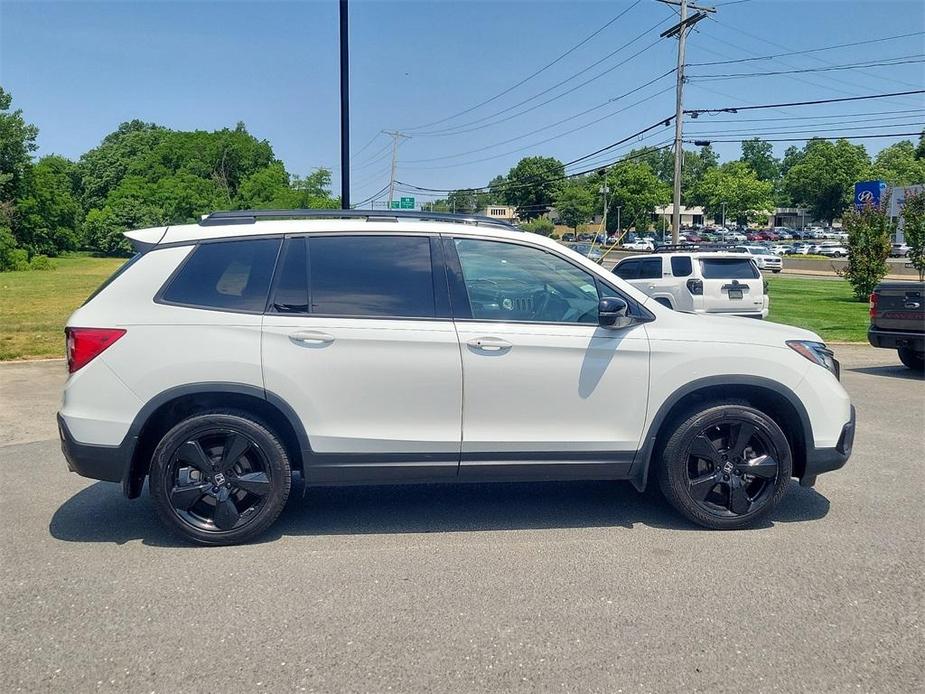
xmin=721 ymin=201 xmax=726 ymax=240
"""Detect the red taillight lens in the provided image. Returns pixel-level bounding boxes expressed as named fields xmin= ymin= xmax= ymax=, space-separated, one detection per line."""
xmin=869 ymin=292 xmax=878 ymax=318
xmin=66 ymin=327 xmax=126 ymax=373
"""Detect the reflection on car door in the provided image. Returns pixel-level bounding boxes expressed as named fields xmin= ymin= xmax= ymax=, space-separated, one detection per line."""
xmin=447 ymin=237 xmax=650 ymax=480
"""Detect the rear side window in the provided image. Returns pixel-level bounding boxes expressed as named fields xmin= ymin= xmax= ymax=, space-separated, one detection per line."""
xmin=670 ymin=256 xmax=692 ymax=277
xmin=638 ymin=258 xmax=663 ymax=279
xmin=309 ymin=235 xmax=435 ymax=317
xmin=161 ymin=238 xmax=281 ymax=312
xmin=614 ymin=260 xmax=639 ymax=280
xmin=699 ymin=258 xmax=760 ymax=280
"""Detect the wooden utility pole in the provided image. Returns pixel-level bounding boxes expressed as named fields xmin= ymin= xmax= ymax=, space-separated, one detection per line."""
xmin=657 ymin=0 xmax=715 ymax=243
xmin=382 ymin=130 xmax=410 ymax=209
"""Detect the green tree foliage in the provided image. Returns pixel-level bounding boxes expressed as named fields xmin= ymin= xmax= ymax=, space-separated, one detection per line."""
xmin=784 ymin=139 xmax=870 ymax=224
xmin=0 ymin=87 xmax=39 ymax=203
xmin=740 ymin=138 xmax=780 ymax=182
xmin=869 ymin=140 xmax=925 ymax=185
xmin=915 ymin=131 xmax=925 ymax=160
xmin=16 ymin=155 xmax=82 ymax=255
xmin=503 ymin=156 xmax=565 ymax=220
xmin=554 ymin=179 xmax=595 ymax=231
xmin=519 ymin=217 xmax=555 ymax=236
xmin=693 ymin=161 xmax=774 ymax=224
xmin=900 ymin=191 xmax=925 ymax=280
xmin=605 ymin=162 xmax=670 ymax=233
xmin=625 ymin=146 xmax=717 ymax=206
xmin=839 ymin=200 xmax=894 ymax=300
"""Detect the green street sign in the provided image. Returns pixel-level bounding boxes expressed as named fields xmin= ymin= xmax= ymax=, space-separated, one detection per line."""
xmin=390 ymin=200 xmax=400 ymax=209
xmin=400 ymin=196 xmax=415 ymax=209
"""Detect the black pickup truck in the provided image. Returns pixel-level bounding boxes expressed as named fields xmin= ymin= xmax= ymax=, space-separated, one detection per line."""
xmin=868 ymin=281 xmax=925 ymax=371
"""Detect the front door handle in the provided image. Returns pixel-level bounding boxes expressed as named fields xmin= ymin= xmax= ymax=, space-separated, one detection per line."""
xmin=289 ymin=330 xmax=335 ymax=345
xmin=467 ymin=337 xmax=512 ymax=352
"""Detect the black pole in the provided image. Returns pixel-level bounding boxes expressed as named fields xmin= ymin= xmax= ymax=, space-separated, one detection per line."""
xmin=339 ymin=0 xmax=350 ymax=209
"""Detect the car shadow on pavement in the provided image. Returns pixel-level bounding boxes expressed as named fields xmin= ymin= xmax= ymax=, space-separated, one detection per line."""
xmin=49 ymin=478 xmax=830 ymax=547
xmin=848 ymin=365 xmax=923 ymax=381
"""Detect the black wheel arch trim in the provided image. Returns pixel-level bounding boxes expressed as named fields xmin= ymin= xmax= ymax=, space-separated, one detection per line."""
xmin=628 ymin=375 xmax=816 ymax=492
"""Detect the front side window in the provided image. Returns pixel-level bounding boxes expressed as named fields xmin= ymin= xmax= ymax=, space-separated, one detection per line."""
xmin=453 ymin=238 xmax=600 ymax=324
xmin=309 ymin=235 xmax=435 ymax=317
xmin=161 ymin=238 xmax=281 ymax=312
xmin=700 ymin=258 xmax=760 ymax=279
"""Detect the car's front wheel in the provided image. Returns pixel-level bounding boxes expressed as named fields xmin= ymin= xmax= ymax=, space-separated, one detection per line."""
xmin=657 ymin=403 xmax=792 ymax=529
xmin=149 ymin=412 xmax=292 ymax=545
xmin=898 ymin=347 xmax=925 ymax=372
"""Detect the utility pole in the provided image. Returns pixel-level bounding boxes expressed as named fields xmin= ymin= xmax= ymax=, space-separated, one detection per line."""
xmin=339 ymin=0 xmax=350 ymax=209
xmin=382 ymin=129 xmax=410 ymax=209
xmin=657 ymin=0 xmax=715 ymax=244
xmin=615 ymin=206 xmax=623 ymax=240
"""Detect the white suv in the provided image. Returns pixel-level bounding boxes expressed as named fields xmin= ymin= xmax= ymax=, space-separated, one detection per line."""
xmin=734 ymin=245 xmax=784 ymax=273
xmin=613 ymin=251 xmax=769 ymax=318
xmin=59 ymin=210 xmax=854 ymax=544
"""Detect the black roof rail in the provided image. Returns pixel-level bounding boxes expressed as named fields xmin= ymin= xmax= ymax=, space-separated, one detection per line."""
xmin=198 ymin=208 xmax=519 ymax=230
xmin=654 ymin=242 xmax=746 ymax=253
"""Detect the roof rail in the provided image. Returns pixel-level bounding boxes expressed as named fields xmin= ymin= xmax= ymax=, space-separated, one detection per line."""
xmin=198 ymin=208 xmax=519 ymax=230
xmin=654 ymin=242 xmax=745 ymax=253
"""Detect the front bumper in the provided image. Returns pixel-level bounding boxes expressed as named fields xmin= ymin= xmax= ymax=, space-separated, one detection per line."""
xmin=867 ymin=327 xmax=924 ymax=352
xmin=800 ymin=404 xmax=855 ymax=487
xmin=58 ymin=413 xmax=130 ymax=485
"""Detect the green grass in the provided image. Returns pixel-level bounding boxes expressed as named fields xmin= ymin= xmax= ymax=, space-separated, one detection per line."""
xmin=767 ymin=276 xmax=868 ymax=342
xmin=0 ymin=257 xmax=125 ymax=360
xmin=0 ymin=259 xmax=870 ymax=361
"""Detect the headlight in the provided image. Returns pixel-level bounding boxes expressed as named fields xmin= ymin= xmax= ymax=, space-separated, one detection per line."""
xmin=787 ymin=340 xmax=839 ymax=379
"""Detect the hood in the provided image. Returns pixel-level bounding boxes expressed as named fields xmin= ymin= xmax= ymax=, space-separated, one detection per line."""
xmin=654 ymin=307 xmax=823 ymax=347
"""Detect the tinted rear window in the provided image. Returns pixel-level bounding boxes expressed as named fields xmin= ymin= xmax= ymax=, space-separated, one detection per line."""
xmin=670 ymin=256 xmax=692 ymax=277
xmin=309 ymin=236 xmax=435 ymax=317
xmin=699 ymin=258 xmax=760 ymax=279
xmin=161 ymin=238 xmax=281 ymax=312
xmin=639 ymin=258 xmax=663 ymax=279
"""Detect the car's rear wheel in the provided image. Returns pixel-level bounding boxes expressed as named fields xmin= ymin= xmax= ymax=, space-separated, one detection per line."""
xmin=149 ymin=412 xmax=291 ymax=545
xmin=657 ymin=403 xmax=792 ymax=529
xmin=898 ymin=347 xmax=925 ymax=372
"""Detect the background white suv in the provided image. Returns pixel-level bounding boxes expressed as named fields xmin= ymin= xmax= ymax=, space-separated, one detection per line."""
xmin=613 ymin=251 xmax=769 ymax=318
xmin=59 ymin=210 xmax=854 ymax=544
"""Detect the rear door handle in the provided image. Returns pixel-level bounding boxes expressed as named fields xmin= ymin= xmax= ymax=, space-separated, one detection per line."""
xmin=467 ymin=337 xmax=512 ymax=352
xmin=289 ymin=330 xmax=335 ymax=345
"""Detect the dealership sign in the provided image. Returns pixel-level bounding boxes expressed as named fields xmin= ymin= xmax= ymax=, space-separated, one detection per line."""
xmin=854 ymin=180 xmax=887 ymax=209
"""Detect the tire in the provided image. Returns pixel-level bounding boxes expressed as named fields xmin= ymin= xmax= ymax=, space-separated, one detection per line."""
xmin=657 ymin=403 xmax=792 ymax=530
xmin=772 ymin=269 xmax=781 ymax=273
xmin=149 ymin=411 xmax=292 ymax=545
xmin=898 ymin=347 xmax=925 ymax=372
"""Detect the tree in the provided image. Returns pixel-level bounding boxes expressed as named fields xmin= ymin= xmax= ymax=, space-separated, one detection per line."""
xmin=520 ymin=217 xmax=554 ymax=236
xmin=693 ymin=161 xmax=774 ymax=224
xmin=900 ymin=190 xmax=925 ymax=280
xmin=605 ymin=161 xmax=671 ymax=233
xmin=784 ymin=139 xmax=870 ymax=224
xmin=554 ymin=179 xmax=595 ymax=231
xmin=502 ymin=156 xmax=564 ymax=219
xmin=839 ymin=200 xmax=893 ymax=300
xmin=740 ymin=138 xmax=780 ymax=182
xmin=869 ymin=140 xmax=925 ymax=185
xmin=915 ymin=130 xmax=925 ymax=160
xmin=0 ymin=87 xmax=39 ymax=204
xmin=16 ymin=155 xmax=82 ymax=256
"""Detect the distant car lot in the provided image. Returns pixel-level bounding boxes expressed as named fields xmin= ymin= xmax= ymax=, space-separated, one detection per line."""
xmin=1 ymin=346 xmax=922 ymax=692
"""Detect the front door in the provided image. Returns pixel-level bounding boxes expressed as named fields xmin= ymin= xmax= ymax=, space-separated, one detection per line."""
xmin=447 ymin=237 xmax=650 ymax=480
xmin=261 ymin=234 xmax=462 ymax=483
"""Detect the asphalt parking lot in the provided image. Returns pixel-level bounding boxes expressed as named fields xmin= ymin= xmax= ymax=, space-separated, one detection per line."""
xmin=1 ymin=346 xmax=922 ymax=692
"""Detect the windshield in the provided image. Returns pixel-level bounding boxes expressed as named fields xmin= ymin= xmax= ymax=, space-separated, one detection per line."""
xmin=700 ymin=258 xmax=760 ymax=279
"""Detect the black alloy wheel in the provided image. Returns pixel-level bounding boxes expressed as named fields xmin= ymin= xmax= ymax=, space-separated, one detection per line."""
xmin=150 ymin=412 xmax=291 ymax=545
xmin=658 ymin=403 xmax=792 ymax=529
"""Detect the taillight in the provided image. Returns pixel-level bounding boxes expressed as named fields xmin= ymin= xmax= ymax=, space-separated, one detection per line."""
xmin=66 ymin=327 xmax=126 ymax=373
xmin=869 ymin=292 xmax=878 ymax=318
xmin=686 ymin=278 xmax=703 ymax=295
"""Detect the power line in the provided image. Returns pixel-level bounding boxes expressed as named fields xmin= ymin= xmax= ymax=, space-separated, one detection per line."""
xmin=688 ymin=31 xmax=925 ymax=67
xmin=350 ymin=131 xmax=384 ymax=161
xmin=402 ymin=0 xmax=644 ymax=132
xmin=688 ymin=121 xmax=925 ymax=138
xmin=687 ymin=107 xmax=925 ymax=123
xmin=685 ymin=89 xmax=925 ymax=116
xmin=408 ymin=16 xmax=673 ymax=137
xmin=687 ymin=131 xmax=924 ymax=144
xmin=689 ymin=54 xmax=925 ymax=81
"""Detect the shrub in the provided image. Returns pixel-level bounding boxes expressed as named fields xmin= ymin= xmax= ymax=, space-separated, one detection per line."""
xmin=29 ymin=254 xmax=54 ymax=271
xmin=839 ymin=201 xmax=893 ymax=300
xmin=901 ymin=191 xmax=925 ymax=281
xmin=520 ymin=217 xmax=555 ymax=236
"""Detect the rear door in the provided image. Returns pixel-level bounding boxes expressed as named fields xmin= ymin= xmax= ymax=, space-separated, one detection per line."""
xmin=261 ymin=234 xmax=463 ymax=483
xmin=698 ymin=256 xmax=765 ymax=314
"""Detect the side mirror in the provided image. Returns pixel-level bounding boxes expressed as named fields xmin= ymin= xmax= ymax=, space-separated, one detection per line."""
xmin=598 ymin=297 xmax=633 ymax=329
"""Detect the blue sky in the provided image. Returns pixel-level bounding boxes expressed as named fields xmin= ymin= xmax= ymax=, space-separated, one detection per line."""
xmin=2 ymin=0 xmax=924 ymax=205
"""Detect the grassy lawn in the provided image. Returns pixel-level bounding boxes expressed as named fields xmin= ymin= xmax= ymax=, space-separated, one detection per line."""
xmin=0 ymin=256 xmax=125 ymax=360
xmin=767 ymin=276 xmax=868 ymax=342
xmin=0 ymin=259 xmax=869 ymax=361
